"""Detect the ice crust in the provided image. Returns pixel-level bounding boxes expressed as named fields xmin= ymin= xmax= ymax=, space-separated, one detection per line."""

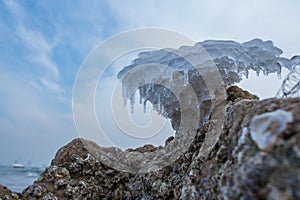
xmin=117 ymin=39 xmax=297 ymax=129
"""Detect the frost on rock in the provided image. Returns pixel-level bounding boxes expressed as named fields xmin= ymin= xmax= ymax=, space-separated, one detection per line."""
xmin=117 ymin=39 xmax=296 ymax=130
xmin=249 ymin=109 xmax=293 ymax=150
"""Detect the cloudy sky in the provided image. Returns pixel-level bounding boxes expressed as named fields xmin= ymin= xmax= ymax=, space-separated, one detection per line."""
xmin=0 ymin=0 xmax=299 ymax=166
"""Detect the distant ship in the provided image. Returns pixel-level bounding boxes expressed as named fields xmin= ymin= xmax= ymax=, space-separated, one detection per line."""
xmin=31 ymin=166 xmax=40 ymax=171
xmin=12 ymin=161 xmax=25 ymax=168
xmin=27 ymin=160 xmax=41 ymax=171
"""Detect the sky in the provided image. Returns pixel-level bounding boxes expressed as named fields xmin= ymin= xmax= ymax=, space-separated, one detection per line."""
xmin=0 ymin=0 xmax=300 ymax=166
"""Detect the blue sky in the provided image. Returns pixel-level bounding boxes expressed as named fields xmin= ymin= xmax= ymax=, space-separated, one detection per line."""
xmin=0 ymin=0 xmax=300 ymax=166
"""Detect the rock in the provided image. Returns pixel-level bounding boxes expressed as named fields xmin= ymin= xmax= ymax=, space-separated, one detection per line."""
xmin=42 ymin=192 xmax=58 ymax=200
xmin=22 ymin=184 xmax=48 ymax=199
xmin=227 ymin=85 xmax=259 ymax=101
xmin=126 ymin=144 xmax=159 ymax=153
xmin=1 ymin=97 xmax=300 ymax=199
xmin=0 ymin=185 xmax=21 ymax=200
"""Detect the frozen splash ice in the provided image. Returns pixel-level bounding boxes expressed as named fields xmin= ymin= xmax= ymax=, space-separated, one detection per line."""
xmin=249 ymin=109 xmax=293 ymax=150
xmin=117 ymin=39 xmax=297 ymax=130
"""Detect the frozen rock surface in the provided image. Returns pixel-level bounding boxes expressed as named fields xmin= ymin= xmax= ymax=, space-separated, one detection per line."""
xmin=1 ymin=95 xmax=299 ymax=200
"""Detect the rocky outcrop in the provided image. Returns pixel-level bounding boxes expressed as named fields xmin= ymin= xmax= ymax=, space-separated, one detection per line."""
xmin=0 ymin=185 xmax=21 ymax=200
xmin=1 ymin=96 xmax=299 ymax=199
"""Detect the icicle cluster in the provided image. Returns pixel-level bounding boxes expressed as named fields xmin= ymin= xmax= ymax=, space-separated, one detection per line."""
xmin=117 ymin=39 xmax=297 ymax=130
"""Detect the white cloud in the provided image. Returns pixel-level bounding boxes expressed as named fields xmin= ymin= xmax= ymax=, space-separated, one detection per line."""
xmin=38 ymin=77 xmax=62 ymax=93
xmin=4 ymin=0 xmax=60 ymax=92
xmin=17 ymin=26 xmax=59 ymax=78
xmin=3 ymin=0 xmax=24 ymax=19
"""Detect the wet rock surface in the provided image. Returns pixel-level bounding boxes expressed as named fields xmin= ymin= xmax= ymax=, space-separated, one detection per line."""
xmin=1 ymin=96 xmax=299 ymax=199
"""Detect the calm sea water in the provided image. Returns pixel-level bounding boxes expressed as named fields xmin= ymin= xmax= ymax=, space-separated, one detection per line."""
xmin=0 ymin=165 xmax=42 ymax=193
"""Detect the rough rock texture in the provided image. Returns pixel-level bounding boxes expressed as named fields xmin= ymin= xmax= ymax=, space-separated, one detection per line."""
xmin=1 ymin=95 xmax=299 ymax=199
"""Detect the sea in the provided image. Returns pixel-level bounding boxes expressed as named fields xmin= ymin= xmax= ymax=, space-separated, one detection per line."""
xmin=0 ymin=165 xmax=43 ymax=193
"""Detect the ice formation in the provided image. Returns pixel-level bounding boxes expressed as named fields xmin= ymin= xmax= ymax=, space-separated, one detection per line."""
xmin=117 ymin=39 xmax=297 ymax=130
xmin=238 ymin=127 xmax=248 ymax=146
xmin=276 ymin=56 xmax=300 ymax=98
xmin=249 ymin=109 xmax=293 ymax=150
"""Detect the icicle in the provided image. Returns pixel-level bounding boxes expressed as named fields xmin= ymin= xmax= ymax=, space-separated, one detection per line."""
xmin=157 ymin=92 xmax=161 ymax=105
xmin=183 ymin=66 xmax=189 ymax=86
xmin=129 ymin=92 xmax=135 ymax=113
xmin=277 ymin=65 xmax=282 ymax=79
xmin=157 ymin=92 xmax=161 ymax=114
xmin=130 ymin=102 xmax=134 ymax=113
xmin=245 ymin=70 xmax=249 ymax=79
xmin=122 ymin=84 xmax=127 ymax=106
xmin=161 ymin=104 xmax=165 ymax=116
xmin=143 ymin=101 xmax=147 ymax=113
xmin=139 ymin=87 xmax=143 ymax=104
xmin=256 ymin=69 xmax=260 ymax=76
xmin=263 ymin=69 xmax=268 ymax=76
xmin=184 ymin=69 xmax=189 ymax=85
xmin=151 ymin=83 xmax=155 ymax=92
